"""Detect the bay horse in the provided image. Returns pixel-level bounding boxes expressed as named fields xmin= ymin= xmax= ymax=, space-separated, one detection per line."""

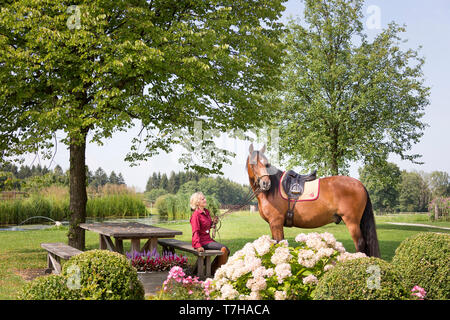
xmin=246 ymin=144 xmax=380 ymax=257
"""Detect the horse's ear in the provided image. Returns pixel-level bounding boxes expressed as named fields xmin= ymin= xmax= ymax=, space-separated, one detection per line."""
xmin=260 ymin=144 xmax=266 ymax=154
xmin=249 ymin=143 xmax=254 ymax=154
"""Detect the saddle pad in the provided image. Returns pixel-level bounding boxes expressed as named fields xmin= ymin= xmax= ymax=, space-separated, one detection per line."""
xmin=279 ymin=171 xmax=320 ymax=202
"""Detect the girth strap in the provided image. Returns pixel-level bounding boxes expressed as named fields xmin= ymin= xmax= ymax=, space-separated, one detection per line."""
xmin=284 ymin=196 xmax=297 ymax=227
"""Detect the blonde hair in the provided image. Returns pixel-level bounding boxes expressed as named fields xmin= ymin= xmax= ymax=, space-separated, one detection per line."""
xmin=190 ymin=192 xmax=205 ymax=211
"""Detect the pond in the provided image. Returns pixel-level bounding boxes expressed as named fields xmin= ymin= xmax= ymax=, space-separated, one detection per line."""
xmin=0 ymin=215 xmax=189 ymax=231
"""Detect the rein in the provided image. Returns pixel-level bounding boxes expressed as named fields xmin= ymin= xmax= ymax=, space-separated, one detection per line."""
xmin=211 ymin=176 xmax=263 ymax=239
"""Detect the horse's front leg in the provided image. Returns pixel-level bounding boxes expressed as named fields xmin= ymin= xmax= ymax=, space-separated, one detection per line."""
xmin=268 ymin=218 xmax=285 ymax=242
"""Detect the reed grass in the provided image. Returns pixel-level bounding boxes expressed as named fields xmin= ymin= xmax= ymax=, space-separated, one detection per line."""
xmin=0 ymin=185 xmax=146 ymax=225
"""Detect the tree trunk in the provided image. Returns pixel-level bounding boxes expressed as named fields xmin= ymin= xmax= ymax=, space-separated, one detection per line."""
xmin=435 ymin=204 xmax=440 ymax=221
xmin=68 ymin=132 xmax=88 ymax=250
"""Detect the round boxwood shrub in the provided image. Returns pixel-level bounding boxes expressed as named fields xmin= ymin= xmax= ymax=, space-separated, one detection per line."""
xmin=314 ymin=257 xmax=409 ymax=300
xmin=62 ymin=249 xmax=144 ymax=300
xmin=18 ymin=274 xmax=81 ymax=300
xmin=392 ymin=232 xmax=449 ymax=300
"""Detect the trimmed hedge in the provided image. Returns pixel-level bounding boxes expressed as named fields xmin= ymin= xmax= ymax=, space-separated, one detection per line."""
xmin=62 ymin=250 xmax=144 ymax=300
xmin=392 ymin=232 xmax=450 ymax=300
xmin=17 ymin=274 xmax=81 ymax=300
xmin=18 ymin=250 xmax=144 ymax=300
xmin=314 ymin=257 xmax=409 ymax=300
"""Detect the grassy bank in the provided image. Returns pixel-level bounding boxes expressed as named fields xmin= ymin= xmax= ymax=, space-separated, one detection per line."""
xmin=0 ymin=212 xmax=448 ymax=300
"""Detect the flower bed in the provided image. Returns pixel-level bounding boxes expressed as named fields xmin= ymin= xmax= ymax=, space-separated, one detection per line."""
xmin=207 ymin=233 xmax=366 ymax=300
xmin=126 ymin=249 xmax=188 ymax=272
xmin=154 ymin=232 xmax=441 ymax=300
xmin=154 ymin=266 xmax=210 ymax=300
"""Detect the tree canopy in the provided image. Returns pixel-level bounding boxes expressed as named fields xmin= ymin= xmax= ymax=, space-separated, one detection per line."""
xmin=271 ymin=0 xmax=430 ymax=175
xmin=0 ymin=0 xmax=287 ymax=249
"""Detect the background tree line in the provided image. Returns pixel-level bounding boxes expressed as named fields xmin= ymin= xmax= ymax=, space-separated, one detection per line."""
xmin=359 ymin=162 xmax=450 ymax=214
xmin=145 ymin=170 xmax=251 ymax=206
xmin=0 ymin=163 xmax=126 ymax=192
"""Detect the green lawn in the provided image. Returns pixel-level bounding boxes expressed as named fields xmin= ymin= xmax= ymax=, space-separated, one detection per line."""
xmin=0 ymin=211 xmax=448 ymax=300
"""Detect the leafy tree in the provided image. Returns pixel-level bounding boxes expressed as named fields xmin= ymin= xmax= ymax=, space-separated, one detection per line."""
xmin=0 ymin=0 xmax=286 ymax=249
xmin=167 ymin=171 xmax=177 ymax=194
xmin=271 ymin=0 xmax=430 ymax=175
xmin=91 ymin=168 xmax=109 ymax=188
xmin=159 ymin=173 xmax=168 ymax=191
xmin=117 ymin=173 xmax=125 ymax=185
xmin=144 ymin=188 xmax=168 ymax=203
xmin=398 ymin=170 xmax=430 ymax=212
xmin=109 ymin=171 xmax=119 ymax=185
xmin=428 ymin=171 xmax=450 ymax=198
xmin=177 ymin=181 xmax=200 ymax=196
xmin=358 ymin=162 xmax=401 ymax=213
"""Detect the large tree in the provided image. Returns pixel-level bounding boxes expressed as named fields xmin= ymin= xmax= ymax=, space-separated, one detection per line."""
xmin=358 ymin=161 xmax=401 ymax=213
xmin=0 ymin=0 xmax=286 ymax=249
xmin=272 ymin=0 xmax=430 ymax=175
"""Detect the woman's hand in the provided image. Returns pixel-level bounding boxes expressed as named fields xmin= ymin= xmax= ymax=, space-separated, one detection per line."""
xmin=196 ymin=247 xmax=205 ymax=253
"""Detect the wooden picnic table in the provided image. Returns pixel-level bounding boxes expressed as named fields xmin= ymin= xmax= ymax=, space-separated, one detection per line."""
xmin=79 ymin=222 xmax=182 ymax=254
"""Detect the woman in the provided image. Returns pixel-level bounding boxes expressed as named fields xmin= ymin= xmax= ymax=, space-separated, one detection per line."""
xmin=190 ymin=191 xmax=229 ymax=275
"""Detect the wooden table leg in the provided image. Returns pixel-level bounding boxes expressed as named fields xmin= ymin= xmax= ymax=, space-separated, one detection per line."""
xmin=101 ymin=235 xmax=117 ymax=252
xmin=149 ymin=238 xmax=158 ymax=253
xmin=99 ymin=234 xmax=107 ymax=250
xmin=205 ymin=256 xmax=212 ymax=278
xmin=131 ymin=239 xmax=140 ymax=253
xmin=115 ymin=238 xmax=124 ymax=254
xmin=196 ymin=256 xmax=205 ymax=278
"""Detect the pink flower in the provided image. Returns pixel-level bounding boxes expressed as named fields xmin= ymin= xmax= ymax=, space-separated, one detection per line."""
xmin=411 ymin=286 xmax=427 ymax=300
xmin=167 ymin=266 xmax=185 ymax=282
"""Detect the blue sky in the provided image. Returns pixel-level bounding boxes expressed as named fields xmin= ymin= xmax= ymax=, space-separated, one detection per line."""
xmin=31 ymin=0 xmax=450 ymax=192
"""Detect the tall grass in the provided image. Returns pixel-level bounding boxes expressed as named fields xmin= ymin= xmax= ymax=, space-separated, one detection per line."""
xmin=0 ymin=185 xmax=146 ymax=225
xmin=154 ymin=193 xmax=220 ymax=221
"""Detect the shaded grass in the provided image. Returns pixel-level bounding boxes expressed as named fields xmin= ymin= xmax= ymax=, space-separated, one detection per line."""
xmin=0 ymin=212 xmax=448 ymax=299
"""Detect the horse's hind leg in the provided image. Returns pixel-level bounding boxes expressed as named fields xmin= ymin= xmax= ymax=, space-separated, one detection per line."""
xmin=343 ymin=219 xmax=366 ymax=253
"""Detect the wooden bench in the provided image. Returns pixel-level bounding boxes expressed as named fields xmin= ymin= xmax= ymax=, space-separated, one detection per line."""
xmin=157 ymin=238 xmax=223 ymax=279
xmin=41 ymin=243 xmax=82 ymax=274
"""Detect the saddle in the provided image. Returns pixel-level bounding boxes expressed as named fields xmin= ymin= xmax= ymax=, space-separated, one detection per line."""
xmin=281 ymin=169 xmax=317 ymax=227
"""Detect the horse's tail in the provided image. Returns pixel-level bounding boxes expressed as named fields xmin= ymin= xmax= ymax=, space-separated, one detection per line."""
xmin=360 ymin=188 xmax=380 ymax=257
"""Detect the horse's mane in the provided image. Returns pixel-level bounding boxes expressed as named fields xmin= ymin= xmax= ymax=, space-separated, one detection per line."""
xmin=245 ymin=157 xmax=284 ymax=198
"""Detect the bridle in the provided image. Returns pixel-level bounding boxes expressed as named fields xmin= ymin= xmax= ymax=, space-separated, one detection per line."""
xmin=250 ymin=151 xmax=271 ymax=191
xmin=211 ymin=151 xmax=270 ymax=238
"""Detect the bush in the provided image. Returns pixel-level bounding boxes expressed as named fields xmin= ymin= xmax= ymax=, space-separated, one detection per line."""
xmin=61 ymin=250 xmax=145 ymax=300
xmin=392 ymin=232 xmax=450 ymax=300
xmin=155 ymin=194 xmax=176 ymax=218
xmin=208 ymin=232 xmax=366 ymax=300
xmin=314 ymin=257 xmax=410 ymax=300
xmin=18 ymin=274 xmax=81 ymax=300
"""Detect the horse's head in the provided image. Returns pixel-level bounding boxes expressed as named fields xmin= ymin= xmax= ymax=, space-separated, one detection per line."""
xmin=247 ymin=143 xmax=272 ymax=191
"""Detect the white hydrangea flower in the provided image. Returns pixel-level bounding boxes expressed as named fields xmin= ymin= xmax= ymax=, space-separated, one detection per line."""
xmin=302 ymin=274 xmax=318 ymax=285
xmin=253 ymin=235 xmax=275 ymax=256
xmin=270 ymin=246 xmax=292 ymax=265
xmin=274 ymin=263 xmax=292 ymax=283
xmin=324 ymin=264 xmax=334 ymax=271
xmin=246 ymin=276 xmax=267 ymax=292
xmin=274 ymin=290 xmax=287 ymax=300
xmin=320 ymin=232 xmax=337 ymax=247
xmin=295 ymin=233 xmax=308 ymax=243
xmin=220 ymin=283 xmax=238 ymax=300
xmin=316 ymin=247 xmax=335 ymax=259
xmin=337 ymin=251 xmax=367 ymax=262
